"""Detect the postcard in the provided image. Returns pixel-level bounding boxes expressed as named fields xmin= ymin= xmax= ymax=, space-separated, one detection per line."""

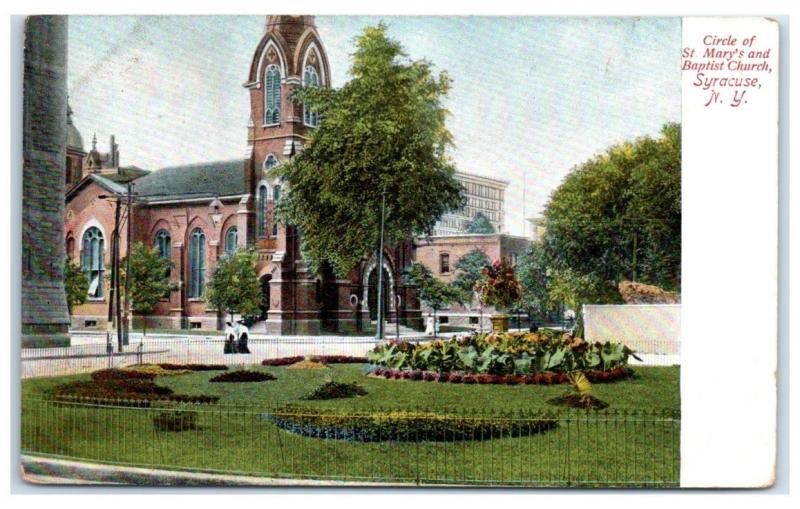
xmin=17 ymin=14 xmax=779 ymax=488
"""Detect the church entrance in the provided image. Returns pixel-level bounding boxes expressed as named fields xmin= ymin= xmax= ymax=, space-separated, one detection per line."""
xmin=367 ymin=266 xmax=391 ymax=322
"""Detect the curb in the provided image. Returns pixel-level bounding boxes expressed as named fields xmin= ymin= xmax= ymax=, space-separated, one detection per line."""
xmin=20 ymin=455 xmax=413 ymax=487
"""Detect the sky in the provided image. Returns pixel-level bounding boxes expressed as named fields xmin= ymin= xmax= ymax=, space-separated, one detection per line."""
xmin=67 ymin=16 xmax=681 ymax=236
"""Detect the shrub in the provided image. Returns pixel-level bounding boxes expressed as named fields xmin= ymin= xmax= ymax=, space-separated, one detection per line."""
xmin=153 ymin=411 xmax=198 ymax=432
xmin=302 ymin=381 xmax=368 ymax=400
xmin=287 ymin=360 xmax=328 ymax=370
xmin=209 ymin=370 xmax=276 ymax=383
xmin=264 ymin=408 xmax=558 ymax=442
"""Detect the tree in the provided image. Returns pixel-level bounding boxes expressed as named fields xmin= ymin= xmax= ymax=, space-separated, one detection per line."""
xmin=452 ymin=249 xmax=490 ymax=301
xmin=119 ymin=243 xmax=173 ymax=336
xmin=205 ymin=249 xmax=263 ymax=324
xmin=465 ymin=212 xmax=496 ymax=234
xmin=541 ymin=123 xmax=681 ymax=304
xmin=64 ymin=257 xmax=88 ymax=314
xmin=404 ymin=262 xmax=463 ymax=336
xmin=515 ymin=243 xmax=554 ymax=321
xmin=272 ymin=23 xmax=465 ymax=277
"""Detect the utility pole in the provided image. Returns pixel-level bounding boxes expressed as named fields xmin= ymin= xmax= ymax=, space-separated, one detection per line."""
xmin=376 ymin=185 xmax=387 ymax=340
xmin=123 ymin=182 xmax=133 ymax=346
xmin=108 ymin=198 xmax=122 ymax=351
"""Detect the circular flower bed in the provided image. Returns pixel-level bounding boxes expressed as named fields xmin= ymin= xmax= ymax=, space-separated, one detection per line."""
xmin=264 ymin=408 xmax=558 ymax=442
xmin=209 ymin=370 xmax=276 ymax=383
xmin=367 ymin=330 xmax=639 ymax=381
xmin=368 ymin=366 xmax=632 ymax=385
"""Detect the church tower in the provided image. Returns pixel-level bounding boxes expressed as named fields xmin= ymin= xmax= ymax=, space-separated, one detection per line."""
xmin=245 ymin=15 xmax=330 ymax=177
xmin=244 ymin=15 xmax=331 ymax=334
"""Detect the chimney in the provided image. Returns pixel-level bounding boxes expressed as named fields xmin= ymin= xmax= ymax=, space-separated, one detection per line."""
xmin=109 ymin=135 xmax=116 ymax=167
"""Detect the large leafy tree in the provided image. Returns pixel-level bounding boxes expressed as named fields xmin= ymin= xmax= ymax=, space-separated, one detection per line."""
xmin=64 ymin=257 xmax=88 ymax=314
xmin=542 ymin=123 xmax=681 ymax=303
xmin=452 ymin=249 xmax=490 ymax=302
xmin=404 ymin=262 xmax=463 ymax=336
xmin=465 ymin=212 xmax=496 ymax=234
xmin=119 ymin=243 xmax=173 ymax=336
xmin=272 ymin=23 xmax=465 ymax=277
xmin=206 ymin=249 xmax=263 ymax=323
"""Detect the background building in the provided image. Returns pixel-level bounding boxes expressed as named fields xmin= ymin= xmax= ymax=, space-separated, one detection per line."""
xmin=413 ymin=233 xmax=531 ymax=329
xmin=433 ymin=171 xmax=507 ymax=235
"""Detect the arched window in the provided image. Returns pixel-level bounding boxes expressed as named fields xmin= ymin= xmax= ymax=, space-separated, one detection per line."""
xmin=272 ymin=185 xmax=281 ymax=236
xmin=188 ymin=228 xmax=206 ymax=299
xmin=155 ymin=229 xmax=171 ymax=259
xmin=257 ymin=184 xmax=269 ymax=238
xmin=225 ymin=226 xmax=238 ymax=255
xmin=81 ymin=227 xmax=104 ymax=298
xmin=303 ymin=65 xmax=319 ymax=127
xmin=263 ymin=154 xmax=278 ymax=170
xmin=154 ymin=229 xmax=172 ymax=298
xmin=265 ymin=64 xmax=281 ymax=125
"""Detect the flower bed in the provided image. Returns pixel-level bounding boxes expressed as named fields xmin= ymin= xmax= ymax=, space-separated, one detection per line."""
xmin=367 ymin=330 xmax=639 ymax=378
xmin=261 ymin=355 xmax=367 ymax=367
xmin=122 ymin=364 xmax=191 ymax=377
xmin=158 ymin=363 xmax=228 ymax=371
xmin=368 ymin=366 xmax=632 ymax=385
xmin=209 ymin=370 xmax=276 ymax=383
xmin=264 ymin=408 xmax=558 ymax=442
xmin=52 ymin=369 xmax=219 ymax=406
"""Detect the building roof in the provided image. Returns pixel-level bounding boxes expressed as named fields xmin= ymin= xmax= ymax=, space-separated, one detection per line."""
xmin=102 ymin=166 xmax=150 ymax=184
xmin=133 ymin=159 xmax=247 ymax=202
xmin=66 ymin=173 xmax=129 ymax=201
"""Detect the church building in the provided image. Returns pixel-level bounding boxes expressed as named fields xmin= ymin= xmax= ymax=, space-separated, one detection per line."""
xmin=65 ymin=15 xmax=420 ymax=335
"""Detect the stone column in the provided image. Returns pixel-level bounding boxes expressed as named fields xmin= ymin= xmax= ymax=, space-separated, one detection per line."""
xmin=22 ymin=16 xmax=71 ymax=347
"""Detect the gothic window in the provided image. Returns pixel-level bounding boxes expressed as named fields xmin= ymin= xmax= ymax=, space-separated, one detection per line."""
xmin=272 ymin=185 xmax=281 ymax=236
xmin=188 ymin=228 xmax=206 ymax=299
xmin=303 ymin=65 xmax=319 ymax=127
xmin=81 ymin=227 xmax=104 ymax=298
xmin=257 ymin=184 xmax=269 ymax=238
xmin=263 ymin=154 xmax=278 ymax=170
xmin=225 ymin=226 xmax=238 ymax=255
xmin=155 ymin=229 xmax=171 ymax=259
xmin=265 ymin=64 xmax=281 ymax=125
xmin=154 ymin=229 xmax=172 ymax=297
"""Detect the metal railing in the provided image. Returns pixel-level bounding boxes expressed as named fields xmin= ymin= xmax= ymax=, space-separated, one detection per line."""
xmin=20 ymin=397 xmax=679 ymax=487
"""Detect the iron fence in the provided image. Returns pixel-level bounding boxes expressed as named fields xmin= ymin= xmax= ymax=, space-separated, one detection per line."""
xmin=20 ymin=397 xmax=679 ymax=487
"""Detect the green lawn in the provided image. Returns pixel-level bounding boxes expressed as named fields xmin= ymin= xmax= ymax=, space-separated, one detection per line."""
xmin=21 ymin=364 xmax=680 ymax=487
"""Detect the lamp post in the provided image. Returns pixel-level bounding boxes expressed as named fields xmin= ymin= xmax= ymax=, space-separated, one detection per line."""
xmin=376 ymin=185 xmax=387 ymax=340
